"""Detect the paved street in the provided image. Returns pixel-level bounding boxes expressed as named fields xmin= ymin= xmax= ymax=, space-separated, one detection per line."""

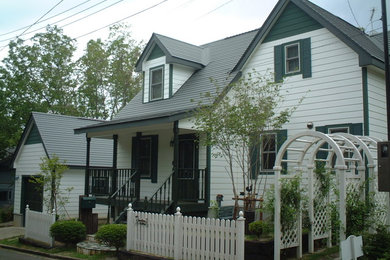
xmin=0 ymin=247 xmax=54 ymax=260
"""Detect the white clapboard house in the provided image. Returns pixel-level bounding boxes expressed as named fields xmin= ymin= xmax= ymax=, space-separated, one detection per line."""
xmin=12 ymin=112 xmax=112 ymax=226
xmin=72 ymin=0 xmax=387 ymax=221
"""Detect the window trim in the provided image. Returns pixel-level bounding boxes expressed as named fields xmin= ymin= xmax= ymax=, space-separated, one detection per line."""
xmin=284 ymin=42 xmax=300 ymax=74
xmin=149 ymin=65 xmax=164 ymax=101
xmin=260 ymin=132 xmax=277 ymax=172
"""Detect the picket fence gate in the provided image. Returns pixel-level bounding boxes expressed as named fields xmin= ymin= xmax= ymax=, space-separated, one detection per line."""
xmin=126 ymin=204 xmax=245 ymax=260
xmin=24 ymin=205 xmax=56 ymax=247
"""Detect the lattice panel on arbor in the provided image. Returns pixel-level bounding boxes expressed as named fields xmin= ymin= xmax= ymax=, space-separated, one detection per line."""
xmin=281 ymin=222 xmax=299 ymax=249
xmin=312 ymin=175 xmax=330 ymax=240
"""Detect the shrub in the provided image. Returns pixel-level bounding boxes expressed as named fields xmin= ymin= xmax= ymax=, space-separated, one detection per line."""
xmin=362 ymin=226 xmax=390 ymax=259
xmin=50 ymin=220 xmax=86 ymax=245
xmin=0 ymin=206 xmax=13 ymax=223
xmin=95 ymin=224 xmax=127 ymax=251
xmin=249 ymin=220 xmax=273 ymax=239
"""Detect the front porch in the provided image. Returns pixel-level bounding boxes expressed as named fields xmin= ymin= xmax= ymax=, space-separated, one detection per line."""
xmin=81 ymin=120 xmax=211 ymax=221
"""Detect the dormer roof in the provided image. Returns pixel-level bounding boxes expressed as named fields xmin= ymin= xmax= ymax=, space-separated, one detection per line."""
xmin=135 ymin=33 xmax=209 ymax=72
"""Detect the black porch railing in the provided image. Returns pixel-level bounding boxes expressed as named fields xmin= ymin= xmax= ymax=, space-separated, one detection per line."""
xmin=87 ymin=168 xmax=138 ymax=201
xmin=177 ymin=168 xmax=206 ymax=202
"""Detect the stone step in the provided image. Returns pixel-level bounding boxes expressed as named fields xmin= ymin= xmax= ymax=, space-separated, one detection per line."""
xmin=77 ymin=240 xmax=116 ymax=256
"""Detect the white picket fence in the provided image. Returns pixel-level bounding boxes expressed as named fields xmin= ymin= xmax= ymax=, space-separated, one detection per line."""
xmin=126 ymin=204 xmax=245 ymax=260
xmin=24 ymin=205 xmax=56 ymax=247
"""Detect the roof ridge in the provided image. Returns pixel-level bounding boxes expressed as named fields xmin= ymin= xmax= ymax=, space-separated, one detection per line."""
xmin=201 ymin=28 xmax=260 ymax=47
xmin=32 ymin=111 xmax=107 ymax=123
xmin=154 ymin=33 xmax=205 ymax=49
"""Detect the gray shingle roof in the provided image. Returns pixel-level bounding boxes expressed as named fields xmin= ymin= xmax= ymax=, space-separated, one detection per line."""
xmin=75 ymin=29 xmax=259 ymax=133
xmin=31 ymin=112 xmax=112 ymax=167
xmin=370 ymin=32 xmax=390 ymax=53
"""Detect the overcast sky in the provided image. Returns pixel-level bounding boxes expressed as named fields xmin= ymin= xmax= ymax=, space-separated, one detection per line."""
xmin=0 ymin=0 xmax=386 ymax=60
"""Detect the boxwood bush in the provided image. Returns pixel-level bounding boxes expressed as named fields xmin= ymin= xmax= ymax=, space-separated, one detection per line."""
xmin=50 ymin=220 xmax=86 ymax=245
xmin=249 ymin=220 xmax=273 ymax=239
xmin=95 ymin=224 xmax=127 ymax=251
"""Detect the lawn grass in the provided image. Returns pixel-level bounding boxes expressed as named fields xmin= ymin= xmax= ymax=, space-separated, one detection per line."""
xmin=301 ymin=246 xmax=339 ymax=260
xmin=0 ymin=237 xmax=116 ymax=259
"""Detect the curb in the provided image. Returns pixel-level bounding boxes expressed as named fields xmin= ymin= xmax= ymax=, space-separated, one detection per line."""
xmin=0 ymin=243 xmax=81 ymax=260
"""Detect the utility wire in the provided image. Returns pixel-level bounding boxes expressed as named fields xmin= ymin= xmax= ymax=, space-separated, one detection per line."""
xmin=196 ymin=0 xmax=234 ymax=20
xmin=0 ymin=0 xmax=93 ymax=37
xmin=0 ymin=0 xmax=120 ymax=43
xmin=0 ymin=0 xmax=64 ymax=52
xmin=347 ymin=0 xmax=361 ymax=28
xmin=75 ymin=0 xmax=168 ymax=39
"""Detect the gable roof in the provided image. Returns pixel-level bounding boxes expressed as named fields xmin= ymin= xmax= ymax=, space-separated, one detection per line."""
xmin=135 ymin=33 xmax=208 ymax=72
xmin=234 ymin=0 xmax=385 ymax=72
xmin=75 ymin=29 xmax=258 ymax=134
xmin=15 ymin=112 xmax=112 ymax=167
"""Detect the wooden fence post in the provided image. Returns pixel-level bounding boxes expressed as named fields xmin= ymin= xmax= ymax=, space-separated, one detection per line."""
xmin=174 ymin=207 xmax=182 ymax=259
xmin=50 ymin=208 xmax=56 ymax=247
xmin=126 ymin=203 xmax=134 ymax=251
xmin=236 ymin=211 xmax=245 ymax=260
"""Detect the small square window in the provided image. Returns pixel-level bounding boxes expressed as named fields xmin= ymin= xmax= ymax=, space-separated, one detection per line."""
xmin=285 ymin=43 xmax=300 ymax=74
xmin=150 ymin=67 xmax=163 ymax=100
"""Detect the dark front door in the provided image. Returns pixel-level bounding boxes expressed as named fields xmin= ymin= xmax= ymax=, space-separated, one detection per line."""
xmin=21 ymin=176 xmax=43 ymax=226
xmin=178 ymin=134 xmax=199 ymax=201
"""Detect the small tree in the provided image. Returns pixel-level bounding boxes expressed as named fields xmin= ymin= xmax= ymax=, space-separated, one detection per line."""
xmin=31 ymin=155 xmax=72 ymax=217
xmin=193 ymin=70 xmax=301 ymax=213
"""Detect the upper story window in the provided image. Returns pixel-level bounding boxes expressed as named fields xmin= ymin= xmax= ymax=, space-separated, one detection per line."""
xmin=274 ymin=38 xmax=311 ymax=82
xmin=261 ymin=133 xmax=277 ymax=171
xmin=150 ymin=66 xmax=164 ymax=101
xmin=285 ymin=43 xmax=300 ymax=74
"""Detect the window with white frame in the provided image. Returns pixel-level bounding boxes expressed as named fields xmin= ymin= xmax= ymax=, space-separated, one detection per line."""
xmin=261 ymin=133 xmax=277 ymax=171
xmin=285 ymin=43 xmax=300 ymax=74
xmin=150 ymin=66 xmax=164 ymax=101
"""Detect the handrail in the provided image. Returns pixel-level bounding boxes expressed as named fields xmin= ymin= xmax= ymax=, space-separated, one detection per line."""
xmin=148 ymin=171 xmax=174 ymax=213
xmin=109 ymin=170 xmax=138 ymax=200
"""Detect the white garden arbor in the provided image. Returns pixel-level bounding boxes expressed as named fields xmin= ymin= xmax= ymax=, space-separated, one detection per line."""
xmin=272 ymin=131 xmax=389 ymax=260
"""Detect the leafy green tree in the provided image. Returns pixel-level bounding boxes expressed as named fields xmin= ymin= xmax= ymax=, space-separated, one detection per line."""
xmin=193 ymin=70 xmax=301 ymax=213
xmin=105 ymin=24 xmax=143 ymax=118
xmin=77 ymin=39 xmax=109 ymax=119
xmin=31 ymin=155 xmax=72 ymax=217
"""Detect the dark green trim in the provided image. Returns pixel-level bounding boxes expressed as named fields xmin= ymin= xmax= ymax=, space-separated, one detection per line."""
xmin=315 ymin=123 xmax=363 ymax=135
xmin=251 ymin=129 xmax=288 ymax=177
xmin=362 ymin=67 xmax=369 ymax=135
xmin=149 ymin=65 xmax=165 ymax=102
xmin=206 ymin=143 xmax=211 ymax=207
xmin=274 ymin=38 xmax=311 ymax=81
xmin=142 ymin=71 xmax=145 ymax=104
xmin=169 ymin=64 xmax=173 ymax=98
xmin=264 ymin=2 xmax=322 ymax=43
xmin=74 ymin=111 xmax=191 ymax=134
xmin=147 ymin=44 xmax=164 ymax=61
xmin=25 ymin=124 xmax=42 ymax=145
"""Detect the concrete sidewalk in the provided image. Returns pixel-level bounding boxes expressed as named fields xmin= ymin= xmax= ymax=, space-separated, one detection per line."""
xmin=0 ymin=223 xmax=25 ymax=240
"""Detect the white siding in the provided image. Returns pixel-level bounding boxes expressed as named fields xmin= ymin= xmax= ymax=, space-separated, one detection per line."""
xmin=244 ymin=28 xmax=363 ymax=136
xmin=172 ymin=64 xmax=194 ymax=94
xmin=367 ymin=68 xmax=387 ymax=139
xmin=13 ymin=143 xmax=107 ymax=219
xmin=208 ymin=28 xmax=365 ymax=206
xmin=142 ymin=57 xmax=168 ymax=102
xmin=14 ymin=144 xmax=46 ymax=215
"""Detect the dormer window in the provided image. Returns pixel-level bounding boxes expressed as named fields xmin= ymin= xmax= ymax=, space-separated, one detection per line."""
xmin=150 ymin=66 xmax=164 ymax=101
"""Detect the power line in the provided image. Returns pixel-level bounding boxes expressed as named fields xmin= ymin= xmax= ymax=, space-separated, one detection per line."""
xmin=0 ymin=0 xmax=93 ymax=37
xmin=347 ymin=0 xmax=361 ymax=28
xmin=75 ymin=0 xmax=168 ymax=39
xmin=0 ymin=0 xmax=119 ymax=43
xmin=196 ymin=0 xmax=234 ymax=20
xmin=0 ymin=0 xmax=64 ymax=52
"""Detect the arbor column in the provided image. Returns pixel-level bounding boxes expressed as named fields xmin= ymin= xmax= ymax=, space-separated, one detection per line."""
xmin=84 ymin=136 xmax=91 ymax=195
